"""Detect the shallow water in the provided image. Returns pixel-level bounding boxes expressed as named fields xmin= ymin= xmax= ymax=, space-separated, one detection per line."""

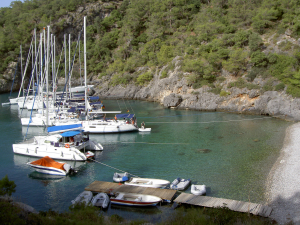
xmin=0 ymin=92 xmax=292 ymax=222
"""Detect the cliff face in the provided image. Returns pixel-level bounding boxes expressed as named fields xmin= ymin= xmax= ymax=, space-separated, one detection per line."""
xmin=94 ymin=56 xmax=300 ymax=121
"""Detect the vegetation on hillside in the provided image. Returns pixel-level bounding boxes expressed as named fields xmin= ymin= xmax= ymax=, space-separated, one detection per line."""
xmin=1 ymin=0 xmax=300 ymax=97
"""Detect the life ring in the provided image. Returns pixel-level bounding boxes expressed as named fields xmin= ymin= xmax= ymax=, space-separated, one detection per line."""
xmin=65 ymin=143 xmax=70 ymax=148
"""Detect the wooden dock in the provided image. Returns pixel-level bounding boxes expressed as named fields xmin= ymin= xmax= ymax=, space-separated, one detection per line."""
xmin=174 ymin=193 xmax=272 ymax=217
xmin=85 ymin=181 xmax=177 ymax=202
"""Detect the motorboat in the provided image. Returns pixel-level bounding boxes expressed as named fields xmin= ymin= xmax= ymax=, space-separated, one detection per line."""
xmin=191 ymin=184 xmax=206 ymax=196
xmin=170 ymin=178 xmax=191 ymax=191
xmin=71 ymin=191 xmax=93 ymax=205
xmin=27 ymin=156 xmax=76 ymax=176
xmin=12 ymin=130 xmax=103 ymax=161
xmin=125 ymin=177 xmax=170 ymax=188
xmin=91 ymin=193 xmax=110 ymax=208
xmin=110 ymin=192 xmax=162 ymax=206
xmin=113 ymin=172 xmax=129 ymax=183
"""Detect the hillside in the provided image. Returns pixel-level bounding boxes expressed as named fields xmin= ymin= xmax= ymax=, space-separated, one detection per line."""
xmin=1 ymin=0 xmax=300 ymax=120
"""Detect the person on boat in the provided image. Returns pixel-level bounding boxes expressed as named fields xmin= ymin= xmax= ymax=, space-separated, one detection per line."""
xmin=141 ymin=121 xmax=145 ymax=129
xmin=114 ymin=115 xmax=117 ymax=121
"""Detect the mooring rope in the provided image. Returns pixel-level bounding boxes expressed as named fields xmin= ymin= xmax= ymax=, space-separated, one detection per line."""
xmin=88 ymin=158 xmax=140 ymax=178
xmin=121 ymin=141 xmax=188 ymax=145
xmin=147 ymin=117 xmax=272 ymax=124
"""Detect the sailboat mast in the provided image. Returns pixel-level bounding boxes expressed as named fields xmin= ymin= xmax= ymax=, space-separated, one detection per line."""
xmin=46 ymin=25 xmax=50 ymax=127
xmin=69 ymin=34 xmax=71 ymax=99
xmin=84 ymin=16 xmax=87 ymax=118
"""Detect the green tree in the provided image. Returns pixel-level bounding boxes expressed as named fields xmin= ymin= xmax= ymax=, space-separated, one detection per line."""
xmin=0 ymin=175 xmax=16 ymax=196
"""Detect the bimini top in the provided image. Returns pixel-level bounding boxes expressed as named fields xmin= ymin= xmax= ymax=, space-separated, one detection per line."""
xmin=29 ymin=156 xmax=65 ymax=170
xmin=60 ymin=130 xmax=81 ymax=137
xmin=116 ymin=114 xmax=135 ymax=119
xmin=47 ymin=123 xmax=82 ymax=134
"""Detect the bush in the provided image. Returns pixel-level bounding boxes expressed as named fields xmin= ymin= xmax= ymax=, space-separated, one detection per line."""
xmin=136 ymin=71 xmax=153 ymax=86
xmin=275 ymin=82 xmax=285 ymax=91
xmin=251 ymin=51 xmax=268 ymax=67
xmin=227 ymin=78 xmax=247 ymax=89
xmin=287 ymin=84 xmax=300 ymax=98
xmin=220 ymin=90 xmax=231 ymax=96
xmin=0 ymin=175 xmax=16 ymax=196
xmin=160 ymin=70 xmax=168 ymax=79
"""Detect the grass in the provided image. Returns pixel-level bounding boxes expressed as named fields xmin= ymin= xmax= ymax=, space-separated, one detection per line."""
xmin=0 ymin=198 xmax=278 ymax=225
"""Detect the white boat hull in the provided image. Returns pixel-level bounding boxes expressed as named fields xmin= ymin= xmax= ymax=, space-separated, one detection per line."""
xmin=13 ymin=142 xmax=87 ymax=161
xmin=71 ymin=191 xmax=93 ymax=205
xmin=125 ymin=177 xmax=170 ymax=188
xmin=139 ymin=128 xmax=151 ymax=132
xmin=91 ymin=193 xmax=110 ymax=208
xmin=110 ymin=192 xmax=161 ymax=206
xmin=82 ymin=120 xmax=138 ymax=133
xmin=191 ymin=184 xmax=206 ymax=196
xmin=27 ymin=163 xmax=68 ymax=176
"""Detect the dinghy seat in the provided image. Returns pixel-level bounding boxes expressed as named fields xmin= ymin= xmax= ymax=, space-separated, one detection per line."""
xmin=135 ymin=196 xmax=142 ymax=201
xmin=116 ymin=193 xmax=124 ymax=200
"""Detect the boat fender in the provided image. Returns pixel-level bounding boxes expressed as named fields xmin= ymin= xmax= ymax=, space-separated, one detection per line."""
xmin=35 ymin=147 xmax=38 ymax=154
xmin=65 ymin=143 xmax=70 ymax=148
xmin=61 ymin=151 xmax=64 ymax=157
xmin=26 ymin=148 xmax=29 ymax=153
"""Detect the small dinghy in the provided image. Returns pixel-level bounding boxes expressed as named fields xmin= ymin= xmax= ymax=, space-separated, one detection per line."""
xmin=91 ymin=193 xmax=110 ymax=208
xmin=138 ymin=127 xmax=151 ymax=132
xmin=191 ymin=184 xmax=206 ymax=196
xmin=27 ymin=156 xmax=76 ymax=176
xmin=170 ymin=178 xmax=191 ymax=191
xmin=113 ymin=172 xmax=129 ymax=182
xmin=125 ymin=177 xmax=170 ymax=188
xmin=71 ymin=191 xmax=93 ymax=205
xmin=110 ymin=192 xmax=162 ymax=206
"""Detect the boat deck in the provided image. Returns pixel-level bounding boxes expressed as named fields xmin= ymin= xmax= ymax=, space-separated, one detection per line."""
xmin=85 ymin=181 xmax=177 ymax=202
xmin=174 ymin=193 xmax=272 ymax=217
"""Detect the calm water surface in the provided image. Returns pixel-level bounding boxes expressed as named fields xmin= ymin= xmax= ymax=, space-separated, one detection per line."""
xmin=0 ymin=92 xmax=292 ymax=222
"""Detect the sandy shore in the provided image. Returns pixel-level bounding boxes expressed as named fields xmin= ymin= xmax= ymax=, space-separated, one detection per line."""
xmin=266 ymin=122 xmax=300 ymax=224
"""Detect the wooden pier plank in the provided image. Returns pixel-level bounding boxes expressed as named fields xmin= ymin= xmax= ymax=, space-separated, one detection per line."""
xmin=85 ymin=181 xmax=177 ymax=201
xmin=174 ymin=193 xmax=272 ymax=217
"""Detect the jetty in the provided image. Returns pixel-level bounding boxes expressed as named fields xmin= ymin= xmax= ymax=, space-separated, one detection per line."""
xmin=174 ymin=193 xmax=272 ymax=217
xmin=85 ymin=181 xmax=177 ymax=202
xmin=85 ymin=181 xmax=272 ymax=217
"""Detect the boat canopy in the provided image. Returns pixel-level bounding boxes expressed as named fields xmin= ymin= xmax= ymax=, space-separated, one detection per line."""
xmin=44 ymin=134 xmax=62 ymax=143
xmin=88 ymin=96 xmax=99 ymax=101
xmin=60 ymin=130 xmax=81 ymax=137
xmin=30 ymin=156 xmax=65 ymax=170
xmin=47 ymin=124 xmax=82 ymax=133
xmin=116 ymin=114 xmax=135 ymax=119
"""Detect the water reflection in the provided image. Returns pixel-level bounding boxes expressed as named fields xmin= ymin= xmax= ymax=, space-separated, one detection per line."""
xmin=28 ymin=172 xmax=67 ymax=186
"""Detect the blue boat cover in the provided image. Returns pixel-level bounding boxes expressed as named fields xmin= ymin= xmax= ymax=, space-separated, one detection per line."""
xmin=67 ymin=107 xmax=76 ymax=112
xmin=116 ymin=114 xmax=135 ymax=119
xmin=47 ymin=123 xmax=82 ymax=133
xmin=88 ymin=96 xmax=100 ymax=101
xmin=60 ymin=130 xmax=81 ymax=137
xmin=89 ymin=101 xmax=102 ymax=105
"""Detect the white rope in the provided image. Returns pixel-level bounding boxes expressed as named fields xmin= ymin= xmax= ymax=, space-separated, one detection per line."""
xmin=147 ymin=117 xmax=272 ymax=124
xmin=121 ymin=142 xmax=188 ymax=145
xmin=89 ymin=158 xmax=140 ymax=178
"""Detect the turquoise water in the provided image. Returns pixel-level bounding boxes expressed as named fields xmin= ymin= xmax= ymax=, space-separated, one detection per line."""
xmin=0 ymin=92 xmax=292 ymax=222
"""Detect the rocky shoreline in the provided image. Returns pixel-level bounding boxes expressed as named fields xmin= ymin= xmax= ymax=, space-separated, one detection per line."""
xmin=266 ymin=122 xmax=300 ymax=225
xmin=92 ymin=58 xmax=300 ymax=122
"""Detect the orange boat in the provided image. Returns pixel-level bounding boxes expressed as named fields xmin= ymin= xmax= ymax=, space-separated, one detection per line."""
xmin=27 ymin=156 xmax=75 ymax=176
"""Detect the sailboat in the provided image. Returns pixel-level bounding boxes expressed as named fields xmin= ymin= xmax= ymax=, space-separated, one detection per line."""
xmin=13 ymin=26 xmax=103 ymax=161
